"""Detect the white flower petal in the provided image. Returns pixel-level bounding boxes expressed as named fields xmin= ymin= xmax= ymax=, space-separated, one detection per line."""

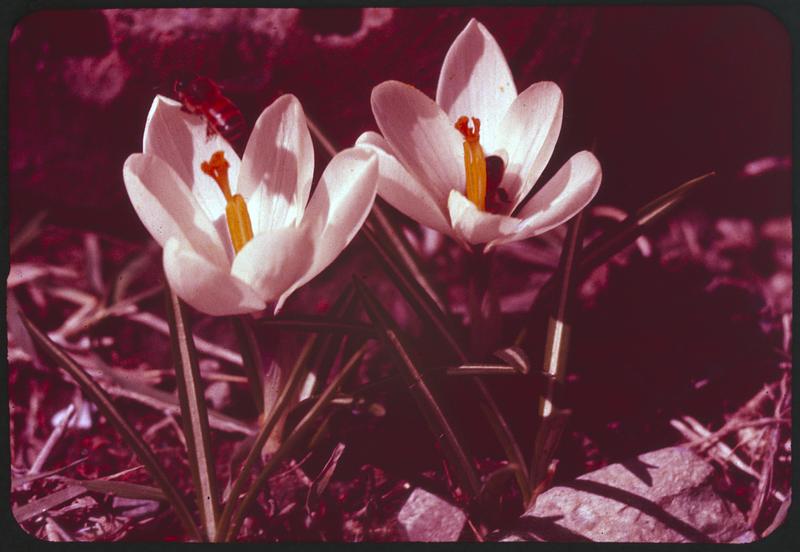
xmin=288 ymin=147 xmax=378 ymax=297
xmin=143 ymin=95 xmax=241 ymax=223
xmin=163 ymin=238 xmax=265 ymax=316
xmin=123 ymin=153 xmax=228 ymax=267
xmin=371 ymin=81 xmax=465 ymax=202
xmin=355 ymin=131 xmax=453 ymax=237
xmin=239 ymin=94 xmax=315 ymax=235
xmin=436 ymin=18 xmax=517 ymax=151
xmin=230 ymin=225 xmax=315 ymax=304
xmin=492 ymin=150 xmax=601 ymax=248
xmin=495 ymin=81 xmax=564 ymax=214
xmin=447 ymin=190 xmax=521 ymax=245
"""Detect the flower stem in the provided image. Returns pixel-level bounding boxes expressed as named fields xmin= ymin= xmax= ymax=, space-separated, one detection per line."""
xmin=306 ymin=112 xmax=531 ymax=504
xmin=466 ymin=247 xmax=500 ymax=360
xmin=224 ymin=343 xmax=369 ymax=540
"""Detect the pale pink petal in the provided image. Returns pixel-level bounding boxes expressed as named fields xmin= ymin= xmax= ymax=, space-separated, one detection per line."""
xmin=491 ymin=150 xmax=601 ymax=248
xmin=371 ymin=81 xmax=464 ymax=202
xmin=494 ymin=82 xmax=564 ymax=214
xmin=163 ymin=238 xmax=265 ymax=316
xmin=229 ymin=225 xmax=315 ymax=304
xmin=447 ymin=190 xmax=521 ymax=245
xmin=239 ymin=94 xmax=315 ymax=235
xmin=143 ymin=95 xmax=241 ymax=223
xmin=436 ymin=18 xmax=517 ymax=151
xmin=123 ymin=153 xmax=228 ymax=267
xmin=355 ymin=131 xmax=453 ymax=237
xmin=284 ymin=147 xmax=378 ymax=301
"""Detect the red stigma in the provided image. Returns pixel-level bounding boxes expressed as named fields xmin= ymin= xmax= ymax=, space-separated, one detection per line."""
xmin=455 ymin=116 xmax=481 ymax=143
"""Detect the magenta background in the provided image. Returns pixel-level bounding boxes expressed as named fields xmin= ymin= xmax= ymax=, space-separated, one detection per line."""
xmin=9 ymin=6 xmax=791 ymax=238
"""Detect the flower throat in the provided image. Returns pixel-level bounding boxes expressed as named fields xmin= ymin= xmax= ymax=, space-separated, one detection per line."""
xmin=201 ymin=151 xmax=253 ymax=253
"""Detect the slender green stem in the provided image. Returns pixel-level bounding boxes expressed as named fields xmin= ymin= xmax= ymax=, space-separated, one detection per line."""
xmin=354 ymin=277 xmax=481 ymax=499
xmin=257 ymin=316 xmax=376 ymax=337
xmin=466 ymin=247 xmax=501 ymax=359
xmin=232 ymin=316 xmax=264 ymax=414
xmin=362 ymin=222 xmax=466 ymax=356
xmin=517 ymin=172 xmax=716 ymax=342
xmin=528 ymin=213 xmax=585 ymax=505
xmin=216 ymin=286 xmax=356 ymax=538
xmin=362 ymin=221 xmax=531 ymax=499
xmin=215 ymin=333 xmax=318 ymax=538
xmin=371 ymin=199 xmax=449 ymax=314
xmin=166 ymin=288 xmax=221 ymax=541
xmin=224 ymin=343 xmax=369 ymax=540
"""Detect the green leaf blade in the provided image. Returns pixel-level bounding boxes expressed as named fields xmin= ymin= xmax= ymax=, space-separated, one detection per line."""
xmin=353 ymin=277 xmax=481 ymax=500
xmin=165 ymin=288 xmax=221 ymax=541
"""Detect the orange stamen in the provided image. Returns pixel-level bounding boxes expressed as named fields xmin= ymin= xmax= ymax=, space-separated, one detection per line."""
xmin=200 ymin=151 xmax=233 ymax=201
xmin=455 ymin=116 xmax=487 ymax=211
xmin=200 ymin=150 xmax=253 ymax=253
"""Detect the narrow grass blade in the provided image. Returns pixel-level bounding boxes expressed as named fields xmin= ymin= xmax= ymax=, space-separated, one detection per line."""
xmin=10 ymin=209 xmax=48 ymax=256
xmin=305 ymin=285 xmax=361 ymax=398
xmin=580 ymin=171 xmax=715 ymax=274
xmin=477 ymin=463 xmax=520 ymax=510
xmin=232 ymin=316 xmax=264 ymax=414
xmin=13 ymin=485 xmax=86 ymax=523
xmin=19 ymin=312 xmax=202 ymax=541
xmin=7 ymin=289 xmax=41 ymax=366
xmin=165 ymin=288 xmax=221 ymax=541
xmin=127 ymin=310 xmax=242 ymax=366
xmin=476 ymin=397 xmax=531 ymax=507
xmin=217 ymin=336 xmax=317 ymax=533
xmin=305 ymin=114 xmax=338 ymax=158
xmin=12 ymin=458 xmax=88 ymax=489
xmin=258 ymin=315 xmax=376 ymax=337
xmin=109 ymin=241 xmax=160 ymax=304
xmin=493 ymin=346 xmax=531 ymax=375
xmin=370 ymin=199 xmax=449 ymax=314
xmin=224 ymin=342 xmax=369 ymax=540
xmin=528 ymin=409 xmax=571 ymax=505
xmin=60 ymin=478 xmax=166 ymax=502
xmin=83 ymin=233 xmax=104 ymax=296
xmin=362 ymin=222 xmax=466 ymax=356
xmin=446 ymin=364 xmax=521 ymax=376
xmin=76 ymin=350 xmax=253 ymax=435
xmin=29 ymin=404 xmax=75 ymax=475
xmin=362 ymin=222 xmax=531 ymax=501
xmin=306 ymin=442 xmax=346 ymax=513
xmin=353 ymin=277 xmax=481 ymax=499
xmin=217 ymin=285 xmax=355 ymax=538
xmin=520 ymin=172 xmax=716 ymax=326
xmin=529 ymin=213 xmax=585 ymax=502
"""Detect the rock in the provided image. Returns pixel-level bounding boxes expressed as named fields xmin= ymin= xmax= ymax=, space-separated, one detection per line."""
xmin=397 ymin=488 xmax=466 ymax=542
xmin=496 ymin=446 xmax=751 ymax=543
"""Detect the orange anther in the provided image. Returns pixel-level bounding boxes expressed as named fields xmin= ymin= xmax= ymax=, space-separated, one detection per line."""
xmin=455 ymin=116 xmax=481 ymax=143
xmin=200 ymin=151 xmax=232 ymax=200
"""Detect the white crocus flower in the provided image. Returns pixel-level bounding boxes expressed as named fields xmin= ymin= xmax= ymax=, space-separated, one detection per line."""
xmin=357 ymin=18 xmax=602 ymax=251
xmin=123 ymin=94 xmax=378 ymax=316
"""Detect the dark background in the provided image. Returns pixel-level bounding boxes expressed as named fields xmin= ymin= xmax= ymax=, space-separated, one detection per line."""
xmin=9 ymin=6 xmax=791 ymax=236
